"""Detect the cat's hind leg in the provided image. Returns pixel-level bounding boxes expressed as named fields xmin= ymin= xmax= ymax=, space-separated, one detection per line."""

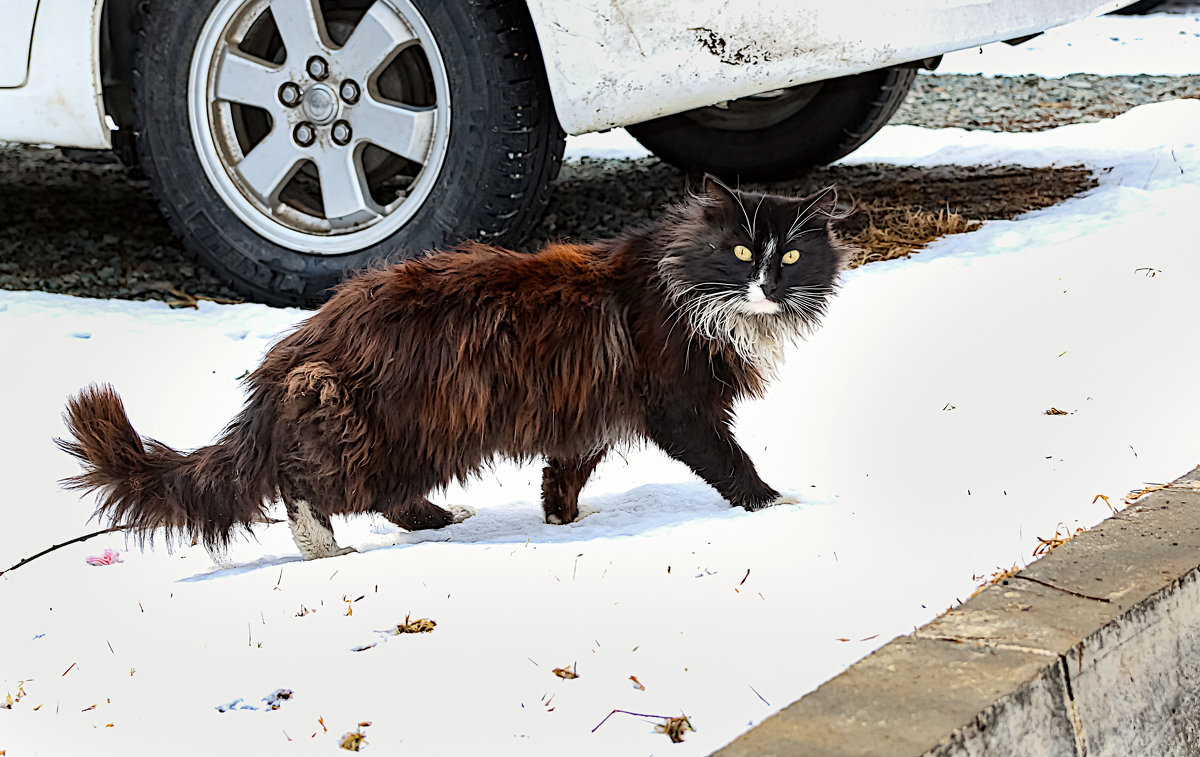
xmin=285 ymin=499 xmax=356 ymax=559
xmin=377 ymin=497 xmax=475 ymax=532
xmin=542 ymin=447 xmax=608 ymax=524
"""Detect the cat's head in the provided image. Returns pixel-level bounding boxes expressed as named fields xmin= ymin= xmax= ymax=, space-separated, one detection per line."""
xmin=657 ymin=177 xmax=850 ymax=358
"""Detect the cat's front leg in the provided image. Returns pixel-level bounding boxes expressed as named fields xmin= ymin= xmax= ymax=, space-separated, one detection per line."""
xmin=541 ymin=447 xmax=608 ymax=524
xmin=644 ymin=404 xmax=787 ymax=511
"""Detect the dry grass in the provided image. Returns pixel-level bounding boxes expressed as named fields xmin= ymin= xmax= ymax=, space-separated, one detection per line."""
xmin=844 ymin=205 xmax=980 ymax=267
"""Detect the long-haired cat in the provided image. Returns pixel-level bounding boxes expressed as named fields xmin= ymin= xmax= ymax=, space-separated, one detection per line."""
xmin=58 ymin=178 xmax=849 ymax=559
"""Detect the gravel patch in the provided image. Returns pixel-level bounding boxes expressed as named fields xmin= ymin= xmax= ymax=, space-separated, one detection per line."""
xmin=0 ymin=73 xmax=1189 ymax=305
xmin=895 ymin=73 xmax=1200 ymax=132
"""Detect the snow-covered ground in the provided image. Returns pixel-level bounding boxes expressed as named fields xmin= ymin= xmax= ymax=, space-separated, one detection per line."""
xmin=3 ymin=98 xmax=1197 ymax=755
xmin=938 ymin=4 xmax=1200 ymax=77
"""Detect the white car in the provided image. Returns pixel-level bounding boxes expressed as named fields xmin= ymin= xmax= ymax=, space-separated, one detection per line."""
xmin=0 ymin=0 xmax=1131 ymax=304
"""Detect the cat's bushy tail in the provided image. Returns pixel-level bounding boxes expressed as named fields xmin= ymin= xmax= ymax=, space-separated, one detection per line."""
xmin=56 ymin=384 xmax=278 ymax=552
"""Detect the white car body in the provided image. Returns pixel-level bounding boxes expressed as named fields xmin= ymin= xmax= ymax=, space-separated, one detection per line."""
xmin=1 ymin=0 xmax=1131 ymax=149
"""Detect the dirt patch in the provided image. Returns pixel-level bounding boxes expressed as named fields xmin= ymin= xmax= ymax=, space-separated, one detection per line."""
xmin=0 ymin=146 xmax=1095 ymax=304
xmin=533 ymin=159 xmax=1098 ymax=267
xmin=825 ymin=163 xmax=1099 ymax=266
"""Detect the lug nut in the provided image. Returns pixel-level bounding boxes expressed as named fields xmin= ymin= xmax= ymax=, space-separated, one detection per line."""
xmin=278 ymin=82 xmax=302 ymax=107
xmin=293 ymin=122 xmax=316 ymax=147
xmin=339 ymin=79 xmax=360 ymax=104
xmin=331 ymin=120 xmax=353 ymax=146
xmin=307 ymin=56 xmax=329 ymax=80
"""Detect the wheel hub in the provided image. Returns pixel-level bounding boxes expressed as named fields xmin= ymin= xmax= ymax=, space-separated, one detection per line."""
xmin=189 ymin=0 xmax=451 ymax=252
xmin=301 ymin=83 xmax=339 ymax=125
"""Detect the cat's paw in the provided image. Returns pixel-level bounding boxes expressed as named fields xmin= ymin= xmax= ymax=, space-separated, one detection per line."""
xmin=449 ymin=505 xmax=476 ymax=524
xmin=545 ymin=504 xmax=597 ymax=525
xmin=744 ymin=495 xmax=800 ymax=511
xmin=332 ymin=546 xmax=358 ymax=557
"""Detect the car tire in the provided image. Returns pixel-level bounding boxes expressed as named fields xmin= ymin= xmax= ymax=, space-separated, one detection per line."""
xmin=626 ymin=67 xmax=916 ymax=182
xmin=134 ymin=0 xmax=564 ymax=306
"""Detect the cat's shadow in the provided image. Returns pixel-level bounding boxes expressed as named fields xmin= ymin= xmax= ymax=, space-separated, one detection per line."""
xmin=182 ymin=482 xmax=805 ymax=581
xmin=391 ymin=481 xmax=736 ymax=547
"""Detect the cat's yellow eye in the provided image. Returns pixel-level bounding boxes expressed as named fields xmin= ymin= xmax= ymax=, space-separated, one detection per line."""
xmin=733 ymin=245 xmax=752 ymax=261
xmin=782 ymin=249 xmax=801 ymax=265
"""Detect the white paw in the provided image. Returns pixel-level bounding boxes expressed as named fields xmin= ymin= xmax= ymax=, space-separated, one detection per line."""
xmin=545 ymin=504 xmax=597 ymax=525
xmin=449 ymin=505 xmax=476 ymax=524
xmin=746 ymin=495 xmax=800 ymax=511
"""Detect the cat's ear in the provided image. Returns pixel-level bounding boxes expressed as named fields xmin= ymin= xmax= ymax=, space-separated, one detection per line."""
xmin=798 ymin=186 xmax=840 ymax=225
xmin=699 ymin=174 xmax=739 ymax=207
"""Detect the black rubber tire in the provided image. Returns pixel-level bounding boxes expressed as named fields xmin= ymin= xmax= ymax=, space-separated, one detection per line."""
xmin=626 ymin=67 xmax=916 ymax=183
xmin=1109 ymin=0 xmax=1169 ymax=14
xmin=133 ymin=0 xmax=564 ymax=307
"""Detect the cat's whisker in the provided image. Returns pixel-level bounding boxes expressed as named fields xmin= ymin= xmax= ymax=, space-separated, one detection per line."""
xmin=746 ymin=195 xmax=765 ymax=241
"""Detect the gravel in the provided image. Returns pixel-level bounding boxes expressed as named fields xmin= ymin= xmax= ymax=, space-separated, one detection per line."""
xmin=895 ymin=73 xmax=1200 ymax=132
xmin=0 ymin=72 xmax=1195 ymax=305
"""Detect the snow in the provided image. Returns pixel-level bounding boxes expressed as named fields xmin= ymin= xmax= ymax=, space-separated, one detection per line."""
xmin=3 ymin=98 xmax=1198 ymax=755
xmin=563 ymin=129 xmax=651 ymax=161
xmin=938 ymin=7 xmax=1200 ymax=77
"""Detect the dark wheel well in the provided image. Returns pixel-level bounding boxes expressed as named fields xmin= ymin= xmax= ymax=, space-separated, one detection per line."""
xmin=99 ymin=0 xmax=146 ymax=164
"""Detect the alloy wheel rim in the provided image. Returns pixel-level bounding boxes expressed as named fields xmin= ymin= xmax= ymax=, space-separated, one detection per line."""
xmin=188 ymin=0 xmax=451 ymax=254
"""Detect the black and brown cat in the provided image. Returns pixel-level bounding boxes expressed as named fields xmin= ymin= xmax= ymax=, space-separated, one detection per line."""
xmin=58 ymin=178 xmax=850 ymax=559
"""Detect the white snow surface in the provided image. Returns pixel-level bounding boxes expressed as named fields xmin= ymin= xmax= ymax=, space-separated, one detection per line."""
xmin=3 ymin=99 xmax=1200 ymax=755
xmin=938 ymin=6 xmax=1200 ymax=77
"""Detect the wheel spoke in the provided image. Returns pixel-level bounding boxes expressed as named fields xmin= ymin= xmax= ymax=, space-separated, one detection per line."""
xmin=214 ymin=49 xmax=282 ymax=110
xmin=270 ymin=0 xmax=329 ymax=63
xmin=335 ymin=1 xmax=418 ymax=80
xmin=313 ymin=149 xmax=380 ymax=221
xmin=354 ymin=97 xmax=437 ymax=164
xmin=235 ymin=128 xmax=304 ymax=202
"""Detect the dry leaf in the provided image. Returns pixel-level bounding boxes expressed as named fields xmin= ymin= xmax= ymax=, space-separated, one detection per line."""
xmin=629 ymin=675 xmax=645 ymax=691
xmin=340 ymin=721 xmax=371 ymax=751
xmin=552 ymin=664 xmax=578 ymax=680
xmin=1033 ymin=523 xmax=1084 ymax=557
xmin=1044 ymin=407 xmax=1069 ymax=416
xmin=394 ymin=614 xmax=436 ymax=634
xmin=339 ymin=732 xmax=367 ymax=751
xmin=656 ymin=715 xmax=695 ymax=743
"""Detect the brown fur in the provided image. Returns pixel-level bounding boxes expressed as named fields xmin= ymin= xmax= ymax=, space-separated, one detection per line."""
xmin=58 ymin=182 xmax=848 ymax=556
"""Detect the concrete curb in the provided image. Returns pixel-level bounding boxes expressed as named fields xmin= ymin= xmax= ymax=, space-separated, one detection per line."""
xmin=714 ymin=467 xmax=1200 ymax=757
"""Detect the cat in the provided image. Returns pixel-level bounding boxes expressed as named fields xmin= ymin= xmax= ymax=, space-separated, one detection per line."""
xmin=57 ymin=177 xmax=850 ymax=560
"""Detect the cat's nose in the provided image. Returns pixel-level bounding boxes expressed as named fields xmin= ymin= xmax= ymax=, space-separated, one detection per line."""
xmin=761 ymin=279 xmax=779 ymax=300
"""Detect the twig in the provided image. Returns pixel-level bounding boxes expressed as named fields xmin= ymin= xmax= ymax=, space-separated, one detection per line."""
xmin=1015 ymin=575 xmax=1110 ymax=603
xmin=749 ymin=684 xmax=770 ymax=706
xmin=0 ymin=517 xmax=284 ymax=578
xmin=591 ymin=709 xmax=681 ymax=733
xmin=0 ymin=526 xmax=124 ymax=577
